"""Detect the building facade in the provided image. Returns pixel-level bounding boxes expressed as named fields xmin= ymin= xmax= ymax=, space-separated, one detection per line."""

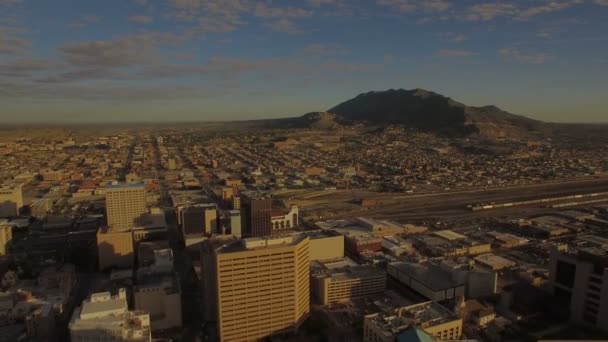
xmin=105 ymin=183 xmax=147 ymax=230
xmin=271 ymin=205 xmax=299 ymax=230
xmin=0 ymin=224 xmax=12 ymax=256
xmin=548 ymin=248 xmax=608 ymax=332
xmin=0 ymin=183 xmax=23 ymax=217
xmin=240 ymin=192 xmax=272 ymax=238
xmin=97 ymin=228 xmax=134 ymax=270
xmin=205 ymin=236 xmax=310 ymax=341
xmin=312 ymin=264 xmax=386 ymax=305
xmin=69 ymin=289 xmax=151 ymax=342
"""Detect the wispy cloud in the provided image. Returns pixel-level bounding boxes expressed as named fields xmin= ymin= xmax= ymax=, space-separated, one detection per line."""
xmin=594 ymin=0 xmax=608 ymax=5
xmin=297 ymin=44 xmax=350 ymax=57
xmin=69 ymin=15 xmax=101 ymax=29
xmin=465 ymin=3 xmax=517 ymax=21
xmin=435 ymin=49 xmax=479 ymax=57
xmin=438 ymin=32 xmax=468 ymax=43
xmin=265 ymin=19 xmax=308 ymax=34
xmin=129 ymin=15 xmax=153 ymax=24
xmin=0 ymin=26 xmax=28 ymax=54
xmin=464 ymin=1 xmax=584 ymax=22
xmin=516 ymin=0 xmax=583 ymax=20
xmin=57 ymin=32 xmax=181 ymax=70
xmin=498 ymin=47 xmax=550 ymax=64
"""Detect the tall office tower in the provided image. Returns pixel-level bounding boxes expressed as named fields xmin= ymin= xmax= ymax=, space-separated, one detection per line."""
xmin=202 ymin=204 xmax=218 ymax=234
xmin=0 ymin=224 xmax=12 ymax=256
xmin=97 ymin=228 xmax=134 ymax=270
xmin=0 ymin=182 xmax=23 ymax=217
xmin=229 ymin=210 xmax=241 ymax=237
xmin=202 ymin=235 xmax=310 ymax=342
xmin=548 ymin=245 xmax=608 ymax=332
xmin=240 ymin=192 xmax=272 ymax=237
xmin=232 ymin=196 xmax=241 ymax=210
xmin=181 ymin=206 xmax=205 ymax=237
xmin=69 ymin=288 xmax=151 ymax=342
xmin=105 ymin=183 xmax=147 ymax=230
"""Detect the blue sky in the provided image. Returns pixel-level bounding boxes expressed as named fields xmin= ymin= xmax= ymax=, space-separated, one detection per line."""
xmin=1 ymin=0 xmax=607 ymax=123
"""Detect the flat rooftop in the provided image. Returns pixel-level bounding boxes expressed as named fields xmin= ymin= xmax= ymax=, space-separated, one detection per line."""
xmin=105 ymin=182 xmax=144 ymax=189
xmin=388 ymin=262 xmax=463 ymax=291
xmin=216 ymin=234 xmax=306 ymax=254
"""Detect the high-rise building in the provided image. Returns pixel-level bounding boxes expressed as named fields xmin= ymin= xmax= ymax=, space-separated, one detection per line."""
xmin=202 ymin=235 xmax=310 ymax=341
xmin=228 ymin=210 xmax=241 ymax=237
xmin=240 ymin=192 xmax=272 ymax=237
xmin=105 ymin=183 xmax=147 ymax=230
xmin=0 ymin=224 xmax=12 ymax=256
xmin=232 ymin=195 xmax=241 ymax=210
xmin=0 ymin=182 xmax=23 ymax=217
xmin=548 ymin=244 xmax=608 ymax=332
xmin=202 ymin=204 xmax=218 ymax=234
xmin=69 ymin=288 xmax=151 ymax=342
xmin=97 ymin=228 xmax=134 ymax=270
xmin=181 ymin=206 xmax=205 ymax=237
xmin=180 ymin=204 xmax=217 ymax=236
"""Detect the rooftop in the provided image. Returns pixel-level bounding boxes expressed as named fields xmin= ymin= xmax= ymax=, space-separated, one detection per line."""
xmin=105 ymin=182 xmax=145 ymax=189
xmin=389 ymin=262 xmax=463 ymax=291
xmin=216 ymin=234 xmax=306 ymax=254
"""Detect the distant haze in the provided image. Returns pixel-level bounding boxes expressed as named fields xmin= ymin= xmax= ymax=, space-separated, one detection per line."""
xmin=1 ymin=0 xmax=607 ymax=123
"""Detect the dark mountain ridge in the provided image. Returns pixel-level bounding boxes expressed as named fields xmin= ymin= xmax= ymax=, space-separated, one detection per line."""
xmin=327 ymin=88 xmax=542 ymax=138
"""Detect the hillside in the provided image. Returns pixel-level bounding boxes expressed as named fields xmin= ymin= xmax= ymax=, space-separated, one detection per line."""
xmin=327 ymin=89 xmax=542 ymax=138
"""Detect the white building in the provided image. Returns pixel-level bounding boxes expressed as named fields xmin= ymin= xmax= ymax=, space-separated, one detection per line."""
xmin=134 ymin=249 xmax=182 ymax=331
xmin=69 ymin=289 xmax=151 ymax=342
xmin=271 ymin=205 xmax=299 ymax=230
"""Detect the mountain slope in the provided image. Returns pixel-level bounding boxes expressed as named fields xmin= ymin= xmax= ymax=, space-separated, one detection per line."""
xmin=327 ymin=88 xmax=542 ymax=138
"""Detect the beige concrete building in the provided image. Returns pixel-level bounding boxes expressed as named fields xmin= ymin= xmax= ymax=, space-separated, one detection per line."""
xmin=0 ymin=224 xmax=12 ymax=256
xmin=203 ymin=235 xmax=310 ymax=342
xmin=0 ymin=182 xmax=23 ymax=217
xmin=105 ymin=183 xmax=147 ymax=230
xmin=307 ymin=231 xmax=344 ymax=262
xmin=97 ymin=228 xmax=134 ymax=270
xmin=312 ymin=259 xmax=386 ymax=305
xmin=69 ymin=289 xmax=151 ymax=342
xmin=363 ymin=301 xmax=462 ymax=341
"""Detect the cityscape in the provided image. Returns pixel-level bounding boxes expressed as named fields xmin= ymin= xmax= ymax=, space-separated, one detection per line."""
xmin=2 ymin=1 xmax=608 ymax=342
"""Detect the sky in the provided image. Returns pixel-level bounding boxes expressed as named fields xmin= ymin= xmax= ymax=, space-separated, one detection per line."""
xmin=1 ymin=0 xmax=607 ymax=123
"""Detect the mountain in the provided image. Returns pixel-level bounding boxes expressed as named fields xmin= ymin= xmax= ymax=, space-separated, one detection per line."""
xmin=326 ymin=88 xmax=543 ymax=138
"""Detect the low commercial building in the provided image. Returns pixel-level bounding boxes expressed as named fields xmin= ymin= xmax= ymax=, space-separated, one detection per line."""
xmin=388 ymin=262 xmax=465 ymax=302
xmin=312 ymin=258 xmax=386 ymax=305
xmin=474 ymin=254 xmax=517 ymax=271
xmin=486 ymin=232 xmax=528 ymax=248
xmin=134 ymin=249 xmax=182 ymax=331
xmin=363 ymin=301 xmax=462 ymax=341
xmin=69 ymin=289 xmax=151 ymax=342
